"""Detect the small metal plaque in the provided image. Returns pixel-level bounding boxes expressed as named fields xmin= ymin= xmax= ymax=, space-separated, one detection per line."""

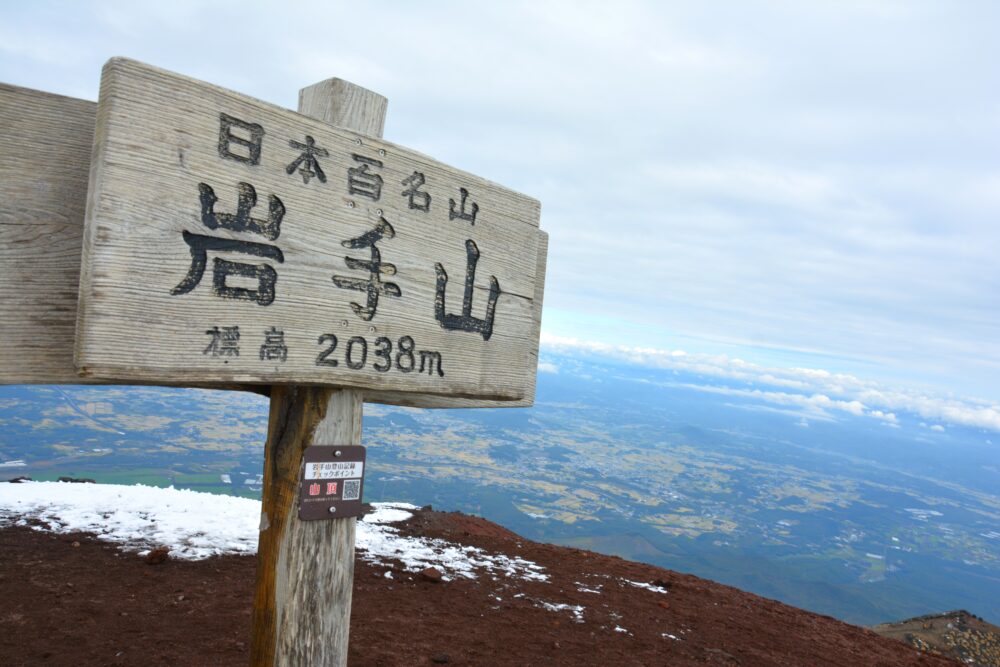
xmin=298 ymin=445 xmax=366 ymax=521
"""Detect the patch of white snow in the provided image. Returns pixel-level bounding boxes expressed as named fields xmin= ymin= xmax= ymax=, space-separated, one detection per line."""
xmin=356 ymin=511 xmax=547 ymax=582
xmin=575 ymin=581 xmax=602 ymax=593
xmin=0 ymin=481 xmax=259 ymax=559
xmin=0 ymin=483 xmax=548 ymax=583
xmin=622 ymin=578 xmax=669 ymax=593
xmin=537 ymin=600 xmax=585 ymax=623
xmin=363 ymin=502 xmax=418 ymax=524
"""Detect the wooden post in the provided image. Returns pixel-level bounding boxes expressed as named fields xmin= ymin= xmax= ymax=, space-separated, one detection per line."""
xmin=250 ymin=79 xmax=387 ymax=667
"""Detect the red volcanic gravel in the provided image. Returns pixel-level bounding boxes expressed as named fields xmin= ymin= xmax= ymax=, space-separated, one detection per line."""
xmin=0 ymin=508 xmax=957 ymax=666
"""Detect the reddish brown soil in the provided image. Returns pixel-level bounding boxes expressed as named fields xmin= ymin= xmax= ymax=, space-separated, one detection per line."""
xmin=0 ymin=508 xmax=957 ymax=666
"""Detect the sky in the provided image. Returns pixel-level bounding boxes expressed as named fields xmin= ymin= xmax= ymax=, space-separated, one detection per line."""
xmin=1 ymin=1 xmax=998 ymax=402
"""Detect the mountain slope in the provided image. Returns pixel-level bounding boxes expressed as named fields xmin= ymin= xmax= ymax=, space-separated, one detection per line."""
xmin=0 ymin=482 xmax=958 ymax=666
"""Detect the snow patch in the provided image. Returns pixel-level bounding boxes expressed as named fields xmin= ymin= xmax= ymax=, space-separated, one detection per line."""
xmin=537 ymin=600 xmax=585 ymax=623
xmin=356 ymin=508 xmax=547 ymax=582
xmin=0 ymin=481 xmax=259 ymax=559
xmin=363 ymin=503 xmax=418 ymax=524
xmin=0 ymin=483 xmax=547 ymax=582
xmin=622 ymin=578 xmax=669 ymax=593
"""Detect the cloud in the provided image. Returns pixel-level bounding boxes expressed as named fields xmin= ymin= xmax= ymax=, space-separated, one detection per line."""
xmin=868 ymin=410 xmax=898 ymax=424
xmin=647 ymin=160 xmax=843 ymax=212
xmin=537 ymin=361 xmax=559 ymax=374
xmin=542 ymin=334 xmax=1000 ymax=433
xmin=683 ymin=385 xmax=869 ymax=421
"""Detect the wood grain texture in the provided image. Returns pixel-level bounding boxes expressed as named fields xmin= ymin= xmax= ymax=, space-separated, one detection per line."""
xmin=251 ymin=386 xmax=361 ymax=667
xmin=75 ymin=58 xmax=544 ymax=401
xmin=299 ymin=79 xmax=387 ymax=138
xmin=365 ymin=229 xmax=548 ymax=408
xmin=251 ymin=78 xmax=387 ymax=667
xmin=0 ymin=84 xmax=99 ymax=385
xmin=0 ymin=84 xmax=263 ymax=395
xmin=0 ymin=71 xmax=544 ymax=408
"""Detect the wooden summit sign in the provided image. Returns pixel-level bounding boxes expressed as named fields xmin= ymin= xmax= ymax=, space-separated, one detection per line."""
xmin=1 ymin=57 xmax=548 ymax=667
xmin=75 ymin=58 xmax=544 ymax=401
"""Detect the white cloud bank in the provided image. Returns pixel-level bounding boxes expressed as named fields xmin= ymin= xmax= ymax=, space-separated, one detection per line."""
xmin=541 ymin=334 xmax=1000 ymax=433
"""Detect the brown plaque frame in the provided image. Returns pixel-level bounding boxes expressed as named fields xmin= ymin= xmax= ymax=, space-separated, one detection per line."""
xmin=297 ymin=445 xmax=367 ymax=520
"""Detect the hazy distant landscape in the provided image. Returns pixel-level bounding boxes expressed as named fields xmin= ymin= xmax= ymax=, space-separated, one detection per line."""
xmin=2 ymin=345 xmax=998 ymax=627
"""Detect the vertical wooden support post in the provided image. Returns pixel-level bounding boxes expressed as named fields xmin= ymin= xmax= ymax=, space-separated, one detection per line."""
xmin=250 ymin=79 xmax=388 ymax=667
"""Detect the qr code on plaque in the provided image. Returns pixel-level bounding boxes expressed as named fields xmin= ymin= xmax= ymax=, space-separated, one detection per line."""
xmin=342 ymin=479 xmax=361 ymax=501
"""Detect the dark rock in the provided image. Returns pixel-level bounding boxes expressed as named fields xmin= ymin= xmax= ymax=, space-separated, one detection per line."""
xmin=431 ymin=653 xmax=450 ymax=664
xmin=57 ymin=476 xmax=96 ymax=484
xmin=144 ymin=546 xmax=171 ymax=565
xmin=8 ymin=476 xmax=32 ymax=483
xmin=420 ymin=567 xmax=443 ymax=583
xmin=704 ymin=647 xmax=740 ymax=664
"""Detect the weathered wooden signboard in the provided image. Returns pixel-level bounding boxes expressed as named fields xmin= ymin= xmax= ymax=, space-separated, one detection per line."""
xmin=0 ymin=84 xmax=95 ymax=386
xmin=1 ymin=57 xmax=548 ymax=667
xmin=74 ymin=59 xmax=543 ymax=402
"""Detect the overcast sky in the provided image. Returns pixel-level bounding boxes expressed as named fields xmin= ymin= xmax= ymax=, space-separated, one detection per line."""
xmin=2 ymin=1 xmax=998 ymax=400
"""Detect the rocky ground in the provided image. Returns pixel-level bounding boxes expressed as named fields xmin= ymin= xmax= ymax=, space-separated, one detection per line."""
xmin=0 ymin=506 xmax=960 ymax=666
xmin=873 ymin=610 xmax=1000 ymax=667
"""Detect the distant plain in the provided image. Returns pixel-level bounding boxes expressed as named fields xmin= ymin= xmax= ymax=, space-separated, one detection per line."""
xmin=2 ymin=349 xmax=998 ymax=626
